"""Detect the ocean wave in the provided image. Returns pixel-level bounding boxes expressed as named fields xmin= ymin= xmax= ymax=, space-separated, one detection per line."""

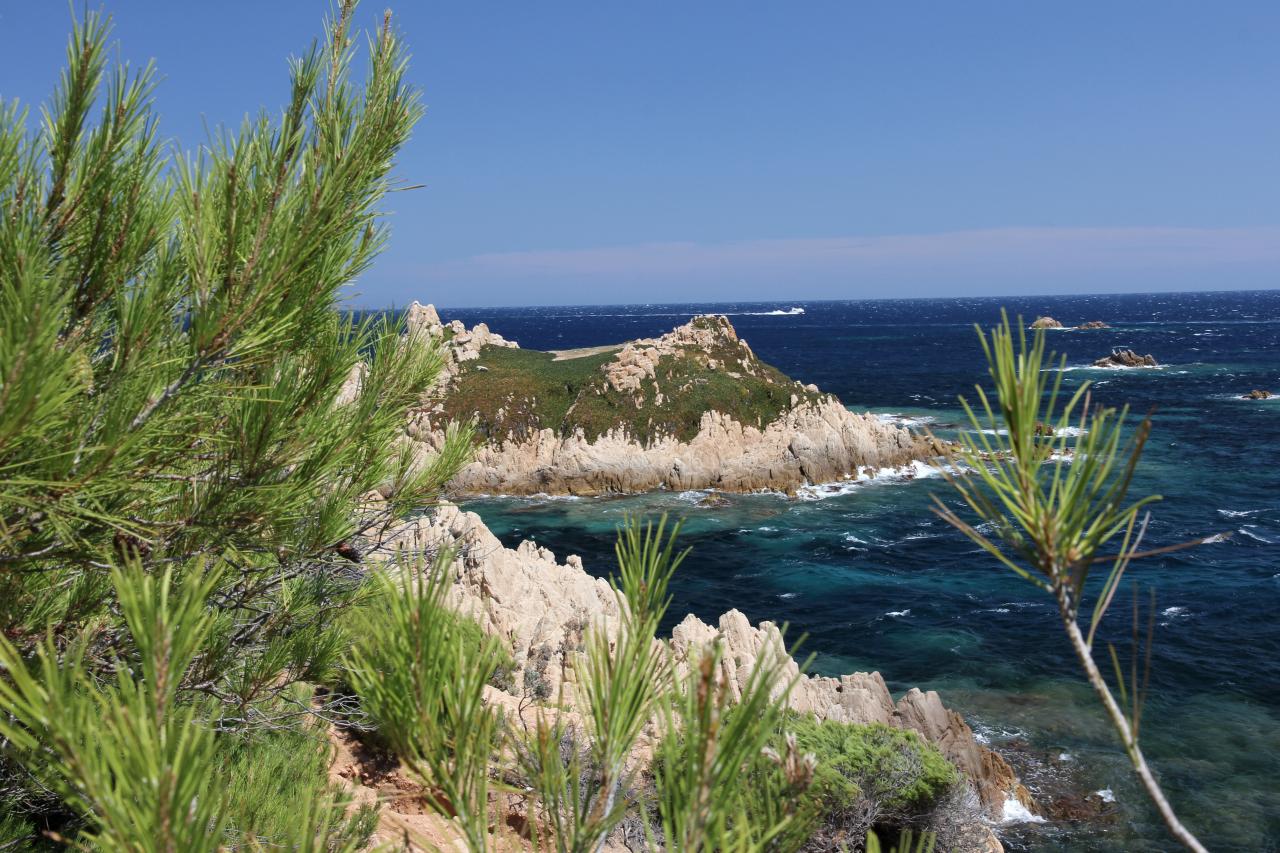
xmin=885 ymin=609 xmax=911 ymax=618
xmin=970 ymin=425 xmax=1085 ymax=437
xmin=1001 ymin=798 xmax=1046 ymax=825
xmin=1094 ymin=789 xmax=1116 ymax=804
xmin=1055 ymin=363 xmax=1166 ymax=372
xmin=874 ymin=412 xmax=938 ymax=428
xmin=796 ymin=460 xmax=943 ymax=500
xmin=1238 ymin=526 xmax=1272 ymax=544
xmin=740 ymin=306 xmax=805 ymax=316
xmin=778 ymin=592 xmax=798 ymax=599
xmin=971 ymin=721 xmax=1029 ymax=745
xmin=1218 ymin=508 xmax=1261 ymax=518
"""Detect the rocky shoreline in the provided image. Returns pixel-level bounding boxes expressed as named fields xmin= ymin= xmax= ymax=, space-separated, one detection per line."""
xmin=399 ymin=304 xmax=940 ymax=497
xmin=351 ymin=503 xmax=1033 ymax=847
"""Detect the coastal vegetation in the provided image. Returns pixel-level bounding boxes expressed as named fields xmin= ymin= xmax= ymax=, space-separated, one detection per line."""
xmin=438 ymin=316 xmax=819 ymax=445
xmin=0 ymin=5 xmax=974 ymax=851
xmin=0 ymin=3 xmax=1219 ymax=852
xmin=935 ymin=314 xmax=1208 ymax=851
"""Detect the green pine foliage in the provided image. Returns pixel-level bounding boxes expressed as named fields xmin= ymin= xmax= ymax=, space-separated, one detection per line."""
xmin=0 ymin=2 xmax=471 ymax=847
xmin=1 ymin=4 xmax=966 ymax=851
xmin=344 ymin=553 xmax=509 ymax=852
xmin=935 ymin=313 xmax=1209 ymax=852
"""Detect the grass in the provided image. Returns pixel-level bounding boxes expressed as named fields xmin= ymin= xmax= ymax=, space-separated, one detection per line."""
xmin=439 ymin=325 xmax=821 ymax=445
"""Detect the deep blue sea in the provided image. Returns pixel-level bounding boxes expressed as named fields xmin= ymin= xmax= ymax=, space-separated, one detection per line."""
xmin=436 ymin=291 xmax=1279 ymax=851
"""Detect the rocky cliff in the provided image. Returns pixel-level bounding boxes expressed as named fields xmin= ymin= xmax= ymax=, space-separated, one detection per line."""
xmin=400 ymin=303 xmax=938 ymax=496
xmin=373 ymin=503 xmax=1032 ymax=823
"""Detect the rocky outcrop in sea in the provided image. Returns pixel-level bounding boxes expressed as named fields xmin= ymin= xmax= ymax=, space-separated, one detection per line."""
xmin=400 ymin=304 xmax=939 ymax=496
xmin=1092 ymin=348 xmax=1158 ymax=368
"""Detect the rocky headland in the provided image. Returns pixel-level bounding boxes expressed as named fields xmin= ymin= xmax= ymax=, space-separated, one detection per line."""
xmin=339 ymin=503 xmax=1030 ymax=848
xmin=1243 ymin=389 xmax=1274 ymax=400
xmin=399 ymin=303 xmax=939 ymax=496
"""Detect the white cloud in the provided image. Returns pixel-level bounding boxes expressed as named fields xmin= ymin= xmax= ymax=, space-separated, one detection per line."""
xmin=386 ymin=226 xmax=1280 ymax=304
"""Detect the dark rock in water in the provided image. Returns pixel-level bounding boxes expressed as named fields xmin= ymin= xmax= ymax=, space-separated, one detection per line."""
xmin=696 ymin=492 xmax=730 ymax=508
xmin=1093 ymin=349 xmax=1157 ymax=368
xmin=1243 ymin=389 xmax=1274 ymax=400
xmin=1030 ymin=316 xmax=1064 ymax=330
xmin=1075 ymin=320 xmax=1110 ymax=330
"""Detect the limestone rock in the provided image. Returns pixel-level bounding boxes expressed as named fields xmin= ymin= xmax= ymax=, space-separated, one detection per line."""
xmin=377 ymin=504 xmax=620 ymax=700
xmin=401 ymin=312 xmax=940 ymax=496
xmin=1092 ymin=348 xmax=1158 ymax=368
xmin=411 ymin=396 xmax=938 ymax=496
xmin=1074 ymin=320 xmax=1110 ymax=330
xmin=1243 ymin=389 xmax=1273 ymax=400
xmin=1030 ymin=316 xmax=1063 ymax=330
xmin=402 ymin=300 xmax=519 ymax=388
xmin=670 ymin=610 xmax=1032 ymax=818
xmin=373 ymin=506 xmax=1029 ymax=822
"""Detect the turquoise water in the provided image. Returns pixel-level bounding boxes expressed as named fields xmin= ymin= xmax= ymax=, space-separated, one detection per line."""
xmin=438 ymin=292 xmax=1280 ymax=850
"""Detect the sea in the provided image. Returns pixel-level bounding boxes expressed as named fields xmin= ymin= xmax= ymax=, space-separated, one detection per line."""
xmin=432 ymin=290 xmax=1279 ymax=851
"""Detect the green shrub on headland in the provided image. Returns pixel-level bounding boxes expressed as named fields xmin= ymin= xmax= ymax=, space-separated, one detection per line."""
xmin=792 ymin=718 xmax=959 ymax=815
xmin=440 ymin=322 xmax=821 ymax=445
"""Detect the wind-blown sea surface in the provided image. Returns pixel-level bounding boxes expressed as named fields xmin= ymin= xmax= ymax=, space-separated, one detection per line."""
xmin=434 ymin=291 xmax=1279 ymax=851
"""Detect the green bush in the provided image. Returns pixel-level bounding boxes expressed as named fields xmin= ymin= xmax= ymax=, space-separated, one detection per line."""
xmin=793 ymin=718 xmax=958 ymax=814
xmin=217 ymin=716 xmax=377 ymax=848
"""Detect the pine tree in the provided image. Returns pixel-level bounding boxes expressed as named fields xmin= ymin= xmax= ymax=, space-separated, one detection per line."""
xmin=0 ymin=2 xmax=470 ymax=846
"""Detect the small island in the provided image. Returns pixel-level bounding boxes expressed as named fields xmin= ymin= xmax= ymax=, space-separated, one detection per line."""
xmin=400 ymin=304 xmax=938 ymax=496
xmin=1093 ymin=348 xmax=1158 ymax=368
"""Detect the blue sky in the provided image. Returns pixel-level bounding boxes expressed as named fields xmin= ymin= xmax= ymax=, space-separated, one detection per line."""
xmin=2 ymin=2 xmax=1278 ymax=306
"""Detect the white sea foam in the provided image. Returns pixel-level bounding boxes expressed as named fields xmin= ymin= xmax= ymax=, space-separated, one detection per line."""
xmin=843 ymin=533 xmax=869 ymax=544
xmin=885 ymin=609 xmax=911 ymax=618
xmin=1094 ymin=788 xmax=1116 ymax=804
xmin=1054 ymin=363 xmax=1166 ymax=372
xmin=741 ymin=306 xmax=805 ymax=316
xmin=778 ymin=592 xmax=798 ymax=599
xmin=1001 ymin=798 xmax=1046 ymax=824
xmin=1218 ymin=508 xmax=1261 ymax=518
xmin=1162 ymin=606 xmax=1188 ymax=617
xmin=796 ymin=460 xmax=943 ymax=500
xmin=1238 ymin=526 xmax=1272 ymax=543
xmin=1058 ymin=752 xmax=1074 ymax=762
xmin=875 ymin=412 xmax=938 ymax=428
xmin=1202 ymin=532 xmax=1231 ymax=544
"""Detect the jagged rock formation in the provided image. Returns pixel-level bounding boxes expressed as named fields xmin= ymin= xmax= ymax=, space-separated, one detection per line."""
xmin=1029 ymin=317 xmax=1063 ymax=330
xmin=372 ymin=504 xmax=1031 ymax=823
xmin=1092 ymin=348 xmax=1158 ymax=368
xmin=405 ymin=300 xmax=518 ymax=384
xmin=1243 ymin=389 xmax=1274 ymax=400
xmin=400 ymin=304 xmax=938 ymax=496
xmin=1074 ymin=320 xmax=1110 ymax=330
